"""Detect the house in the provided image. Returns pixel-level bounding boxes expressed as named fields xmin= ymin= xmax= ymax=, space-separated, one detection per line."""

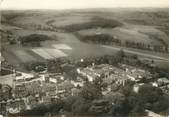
xmin=151 ymin=82 xmax=158 ymax=87
xmin=47 ymin=74 xmax=64 ymax=84
xmin=49 ymin=77 xmax=57 ymax=83
xmin=127 ymin=68 xmax=151 ymax=82
xmin=71 ymin=88 xmax=80 ymax=96
xmin=71 ymin=80 xmax=84 ymax=87
xmin=157 ymin=78 xmax=169 ymax=86
xmin=0 ymin=52 xmax=5 ymax=65
xmin=15 ymin=72 xmax=34 ymax=82
xmin=133 ymin=83 xmax=144 ymax=93
xmin=121 ymin=64 xmax=152 ymax=81
xmin=109 ymin=73 xmax=130 ymax=86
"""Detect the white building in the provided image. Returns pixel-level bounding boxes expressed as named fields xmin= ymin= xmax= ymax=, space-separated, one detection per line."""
xmin=0 ymin=52 xmax=5 ymax=67
xmin=133 ymin=83 xmax=144 ymax=93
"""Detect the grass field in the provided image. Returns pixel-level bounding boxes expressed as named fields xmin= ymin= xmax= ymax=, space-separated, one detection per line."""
xmin=0 ymin=74 xmax=14 ymax=87
xmin=12 ymin=50 xmax=36 ymax=62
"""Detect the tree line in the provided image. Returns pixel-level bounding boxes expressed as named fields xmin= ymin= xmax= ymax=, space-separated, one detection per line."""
xmin=76 ymin=33 xmax=169 ymax=53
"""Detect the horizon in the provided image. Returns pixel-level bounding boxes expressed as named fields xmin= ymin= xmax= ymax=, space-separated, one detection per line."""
xmin=1 ymin=7 xmax=169 ymax=11
xmin=1 ymin=0 xmax=169 ymax=10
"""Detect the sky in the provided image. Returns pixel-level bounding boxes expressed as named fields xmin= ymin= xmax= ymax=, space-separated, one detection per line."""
xmin=1 ymin=0 xmax=169 ymax=10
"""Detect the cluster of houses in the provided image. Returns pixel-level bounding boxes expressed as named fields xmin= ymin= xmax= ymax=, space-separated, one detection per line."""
xmin=0 ymin=70 xmax=86 ymax=114
xmin=77 ymin=64 xmax=152 ymax=86
xmin=76 ymin=64 xmax=154 ymax=96
xmin=0 ymin=62 xmax=168 ymax=116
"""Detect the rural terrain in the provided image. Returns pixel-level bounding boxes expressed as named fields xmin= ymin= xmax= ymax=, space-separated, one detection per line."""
xmin=1 ymin=8 xmax=169 ymax=70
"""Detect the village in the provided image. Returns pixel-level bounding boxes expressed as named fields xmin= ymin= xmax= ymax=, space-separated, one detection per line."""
xmin=1 ymin=53 xmax=169 ymax=116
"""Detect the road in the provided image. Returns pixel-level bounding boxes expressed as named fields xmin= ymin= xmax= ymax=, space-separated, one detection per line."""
xmin=103 ymin=45 xmax=169 ymax=62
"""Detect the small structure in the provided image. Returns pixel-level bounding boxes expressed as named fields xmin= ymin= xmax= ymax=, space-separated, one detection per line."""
xmin=0 ymin=52 xmax=5 ymax=65
xmin=145 ymin=109 xmax=164 ymax=117
xmin=133 ymin=83 xmax=144 ymax=93
xmin=157 ymin=78 xmax=169 ymax=86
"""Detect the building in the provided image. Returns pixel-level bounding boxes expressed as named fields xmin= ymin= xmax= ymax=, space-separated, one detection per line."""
xmin=121 ymin=64 xmax=152 ymax=82
xmin=77 ymin=67 xmax=100 ymax=82
xmin=133 ymin=83 xmax=144 ymax=93
xmin=71 ymin=88 xmax=80 ymax=96
xmin=15 ymin=72 xmax=34 ymax=82
xmin=157 ymin=78 xmax=169 ymax=86
xmin=77 ymin=64 xmax=115 ymax=82
xmin=71 ymin=80 xmax=84 ymax=87
xmin=110 ymin=73 xmax=130 ymax=86
xmin=0 ymin=52 xmax=5 ymax=66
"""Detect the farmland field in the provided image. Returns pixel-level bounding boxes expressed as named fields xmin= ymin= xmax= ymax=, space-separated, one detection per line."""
xmin=77 ymin=26 xmax=165 ymax=46
xmin=29 ymin=47 xmax=68 ymax=60
xmin=12 ymin=50 xmax=36 ymax=62
xmin=0 ymin=74 xmax=14 ymax=87
xmin=50 ymin=15 xmax=92 ymax=27
xmin=32 ymin=48 xmax=54 ymax=59
xmin=52 ymin=44 xmax=72 ymax=50
xmin=1 ymin=8 xmax=169 ymax=69
xmin=42 ymin=48 xmax=67 ymax=58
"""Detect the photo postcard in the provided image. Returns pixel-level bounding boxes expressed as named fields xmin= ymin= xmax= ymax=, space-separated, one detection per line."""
xmin=0 ymin=0 xmax=169 ymax=117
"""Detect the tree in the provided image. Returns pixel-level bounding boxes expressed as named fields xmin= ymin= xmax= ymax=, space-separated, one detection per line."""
xmin=71 ymin=97 xmax=91 ymax=115
xmin=130 ymin=104 xmax=145 ymax=116
xmin=63 ymin=96 xmax=79 ymax=112
xmin=127 ymin=92 xmax=145 ymax=116
xmin=138 ymin=84 xmax=163 ymax=103
xmin=152 ymin=96 xmax=169 ymax=113
xmin=136 ymin=84 xmax=169 ymax=113
xmin=80 ymin=82 xmax=102 ymax=100
xmin=104 ymin=92 xmax=125 ymax=105
xmin=103 ymin=91 xmax=129 ymax=116
xmin=89 ymin=99 xmax=110 ymax=115
xmin=115 ymin=49 xmax=125 ymax=62
xmin=22 ymin=100 xmax=64 ymax=115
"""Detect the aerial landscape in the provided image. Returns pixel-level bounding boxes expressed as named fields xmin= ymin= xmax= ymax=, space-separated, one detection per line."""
xmin=1 ymin=1 xmax=169 ymax=116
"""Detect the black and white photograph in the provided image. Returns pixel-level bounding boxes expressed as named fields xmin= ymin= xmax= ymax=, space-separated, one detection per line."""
xmin=0 ymin=0 xmax=169 ymax=117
